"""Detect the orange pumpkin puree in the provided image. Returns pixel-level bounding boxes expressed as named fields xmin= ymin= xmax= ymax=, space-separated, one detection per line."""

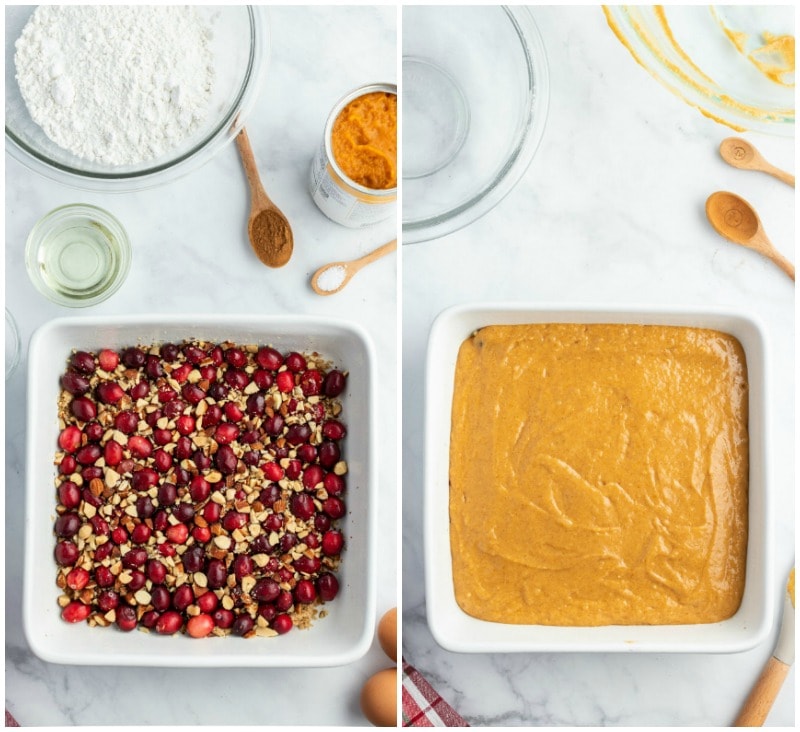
xmin=331 ymin=91 xmax=397 ymax=190
xmin=449 ymin=324 xmax=749 ymax=626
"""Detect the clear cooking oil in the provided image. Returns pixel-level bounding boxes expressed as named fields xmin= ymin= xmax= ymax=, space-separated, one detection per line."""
xmin=25 ymin=204 xmax=131 ymax=307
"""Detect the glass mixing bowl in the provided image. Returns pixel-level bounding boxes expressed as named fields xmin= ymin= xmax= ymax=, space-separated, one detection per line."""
xmin=603 ymin=6 xmax=794 ymax=136
xmin=402 ymin=6 xmax=549 ymax=244
xmin=5 ymin=6 xmax=269 ymax=191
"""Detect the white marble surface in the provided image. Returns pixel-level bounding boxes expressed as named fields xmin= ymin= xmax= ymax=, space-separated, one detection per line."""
xmin=402 ymin=6 xmax=795 ymax=727
xmin=5 ymin=6 xmax=397 ymax=726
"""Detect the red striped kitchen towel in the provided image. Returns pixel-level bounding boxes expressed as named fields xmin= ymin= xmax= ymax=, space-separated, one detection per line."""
xmin=5 ymin=710 xmax=20 ymax=727
xmin=402 ymin=660 xmax=469 ymax=727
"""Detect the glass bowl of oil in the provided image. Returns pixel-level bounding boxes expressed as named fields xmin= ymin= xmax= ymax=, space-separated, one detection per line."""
xmin=25 ymin=204 xmax=131 ymax=307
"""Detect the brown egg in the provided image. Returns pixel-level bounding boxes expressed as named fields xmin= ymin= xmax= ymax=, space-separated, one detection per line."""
xmin=360 ymin=667 xmax=397 ymax=727
xmin=377 ymin=607 xmax=397 ymax=662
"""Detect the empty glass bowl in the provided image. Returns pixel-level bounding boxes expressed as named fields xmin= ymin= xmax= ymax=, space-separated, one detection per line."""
xmin=5 ymin=6 xmax=269 ymax=191
xmin=402 ymin=6 xmax=549 ymax=244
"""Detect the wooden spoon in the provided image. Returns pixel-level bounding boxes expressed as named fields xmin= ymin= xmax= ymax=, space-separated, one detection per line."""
xmin=733 ymin=568 xmax=794 ymax=726
xmin=719 ymin=137 xmax=795 ymax=187
xmin=311 ymin=239 xmax=397 ymax=296
xmin=705 ymin=191 xmax=794 ymax=281
xmin=235 ymin=128 xmax=293 ymax=268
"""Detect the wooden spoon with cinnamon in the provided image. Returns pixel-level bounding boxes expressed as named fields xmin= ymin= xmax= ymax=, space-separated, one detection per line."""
xmin=235 ymin=128 xmax=294 ymax=268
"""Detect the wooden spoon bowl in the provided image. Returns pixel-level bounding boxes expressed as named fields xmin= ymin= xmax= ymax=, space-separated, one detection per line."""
xmin=705 ymin=191 xmax=794 ymax=281
xmin=719 ymin=138 xmax=795 ymax=187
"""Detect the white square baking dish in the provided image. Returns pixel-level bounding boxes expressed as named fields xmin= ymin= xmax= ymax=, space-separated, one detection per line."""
xmin=24 ymin=314 xmax=376 ymax=666
xmin=424 ymin=303 xmax=772 ymax=653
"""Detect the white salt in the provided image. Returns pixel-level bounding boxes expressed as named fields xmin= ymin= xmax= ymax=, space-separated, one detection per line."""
xmin=317 ymin=265 xmax=346 ymax=292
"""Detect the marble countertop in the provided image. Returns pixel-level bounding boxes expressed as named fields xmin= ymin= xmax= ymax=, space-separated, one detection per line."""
xmin=402 ymin=6 xmax=795 ymax=728
xmin=5 ymin=6 xmax=396 ymax=727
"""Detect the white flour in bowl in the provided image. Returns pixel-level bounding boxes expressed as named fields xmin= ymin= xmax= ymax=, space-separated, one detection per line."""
xmin=14 ymin=6 xmax=215 ymax=166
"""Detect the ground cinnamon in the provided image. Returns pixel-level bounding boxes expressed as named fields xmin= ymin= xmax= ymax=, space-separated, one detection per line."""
xmin=250 ymin=209 xmax=293 ymax=268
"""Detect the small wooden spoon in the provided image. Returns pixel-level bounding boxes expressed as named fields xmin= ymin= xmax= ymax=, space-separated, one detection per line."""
xmin=311 ymin=239 xmax=397 ymax=296
xmin=733 ymin=568 xmax=794 ymax=726
xmin=235 ymin=128 xmax=293 ymax=268
xmin=705 ymin=191 xmax=794 ymax=281
xmin=719 ymin=137 xmax=795 ymax=187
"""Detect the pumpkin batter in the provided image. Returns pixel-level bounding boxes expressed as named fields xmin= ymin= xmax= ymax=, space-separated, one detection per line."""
xmin=449 ymin=324 xmax=749 ymax=626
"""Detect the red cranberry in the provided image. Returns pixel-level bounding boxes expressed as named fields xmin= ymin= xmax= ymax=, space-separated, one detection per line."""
xmin=294 ymin=555 xmax=321 ymax=575
xmin=192 ymin=450 xmax=211 ymax=471
xmin=94 ymin=542 xmax=113 ymax=561
xmin=122 ymin=548 xmax=147 ymax=569
xmin=299 ymin=369 xmax=323 ymax=396
xmin=95 ymin=566 xmax=114 ymax=587
xmin=128 ymin=570 xmax=147 ymax=591
xmin=251 ymin=578 xmax=280 ymax=603
xmin=182 ymin=383 xmax=206 ymax=405
xmin=173 ymin=584 xmax=194 ymax=611
xmin=259 ymin=484 xmax=281 ymax=507
xmin=175 ymin=436 xmax=193 ymax=460
xmin=322 ymin=530 xmax=344 ymax=556
xmin=256 ymin=346 xmax=283 ymax=370
xmin=290 ymin=493 xmax=315 ymax=521
xmin=111 ymin=526 xmax=129 ymax=544
xmin=245 ymin=392 xmax=265 ymax=415
xmin=121 ymin=347 xmax=146 ymax=368
xmin=302 ymin=465 xmax=324 ymax=490
xmin=322 ymin=370 xmax=346 ymax=397
xmin=176 ymin=414 xmax=195 ymax=435
xmin=61 ymin=371 xmax=91 ymax=396
xmin=173 ymin=502 xmax=195 ymax=523
xmin=104 ymin=439 xmax=123 ymax=466
xmin=264 ymin=513 xmax=283 ymax=532
xmin=215 ymin=422 xmax=240 ymax=446
xmin=206 ymin=559 xmax=228 ymax=589
xmin=203 ymin=502 xmax=221 ymax=523
xmin=183 ymin=545 xmax=206 ymax=573
xmin=71 ymin=397 xmax=97 ymax=422
xmin=166 ymin=523 xmax=189 ymax=544
xmin=317 ymin=572 xmax=340 ymax=601
xmin=297 ymin=444 xmax=317 ymax=464
xmin=95 ymin=381 xmax=124 ymax=405
xmin=131 ymin=523 xmax=152 ymax=544
xmin=55 ymin=540 xmax=78 ymax=566
xmin=208 ymin=383 xmax=229 ymax=401
xmin=145 ymin=354 xmax=164 ymax=379
xmin=323 ymin=496 xmax=346 ymax=519
xmin=253 ymin=369 xmax=274 ymax=389
xmin=224 ymin=368 xmax=249 ymax=390
xmin=59 ymin=455 xmax=77 ymax=475
xmin=324 ymin=473 xmax=345 ymax=495
xmin=61 ymin=602 xmax=91 ymax=624
xmin=116 ymin=605 xmax=138 ymax=632
xmin=215 ymin=444 xmax=238 ymax=475
xmin=202 ymin=404 xmax=222 ymax=427
xmin=70 ymin=351 xmax=96 ymax=374
xmin=285 ymin=459 xmax=302 ymax=480
xmin=273 ymin=614 xmax=293 ymax=634
xmin=81 ymin=487 xmax=102 ymax=508
xmin=146 ymin=559 xmax=167 ymax=584
xmin=295 ymin=579 xmax=316 ymax=604
xmin=153 ymin=449 xmax=172 ymax=473
xmin=212 ymin=608 xmax=235 ymax=629
xmin=286 ymin=423 xmax=311 ymax=446
xmin=183 ymin=344 xmax=206 ymax=364
xmin=135 ymin=495 xmax=155 ymax=519
xmin=114 ymin=411 xmax=138 ymax=434
xmin=276 ymin=371 xmax=295 ymax=393
xmin=224 ymin=347 xmax=247 ymax=367
xmin=322 ymin=419 xmax=347 ymax=440
xmin=97 ymin=589 xmax=120 ymax=612
xmin=66 ymin=566 xmax=90 ymax=591
xmin=151 ymin=585 xmax=171 ymax=612
xmin=276 ymin=590 xmax=293 ymax=612
xmin=163 ymin=399 xmax=186 ymax=419
xmin=232 ymin=614 xmax=254 ymax=636
xmin=98 ymin=348 xmax=120 ymax=371
xmin=58 ymin=481 xmax=81 ymax=509
xmin=222 ymin=511 xmax=247 ymax=532
xmin=75 ymin=443 xmax=101 ymax=465
xmin=233 ymin=555 xmax=253 ymax=580
xmin=189 ymin=476 xmax=211 ymax=502
xmin=82 ymin=421 xmax=103 ymax=443
xmin=127 ymin=435 xmax=153 ymax=459
xmin=141 ymin=610 xmax=160 ymax=629
xmin=155 ymin=611 xmax=182 ymax=635
xmin=318 ymin=441 xmax=340 ymax=469
xmin=55 ymin=512 xmax=80 ymax=538
xmin=285 ymin=352 xmax=307 ymax=372
xmin=129 ymin=381 xmax=149 ymax=401
xmin=157 ymin=482 xmax=177 ymax=506
xmin=196 ymin=591 xmax=218 ymax=613
xmin=263 ymin=414 xmax=284 ymax=436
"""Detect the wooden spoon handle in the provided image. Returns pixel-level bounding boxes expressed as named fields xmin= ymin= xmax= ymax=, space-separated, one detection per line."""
xmin=763 ymin=164 xmax=795 ymax=188
xmin=763 ymin=245 xmax=796 ymax=281
xmin=350 ymin=239 xmax=398 ymax=273
xmin=235 ymin=128 xmax=271 ymax=207
xmin=733 ymin=656 xmax=791 ymax=726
